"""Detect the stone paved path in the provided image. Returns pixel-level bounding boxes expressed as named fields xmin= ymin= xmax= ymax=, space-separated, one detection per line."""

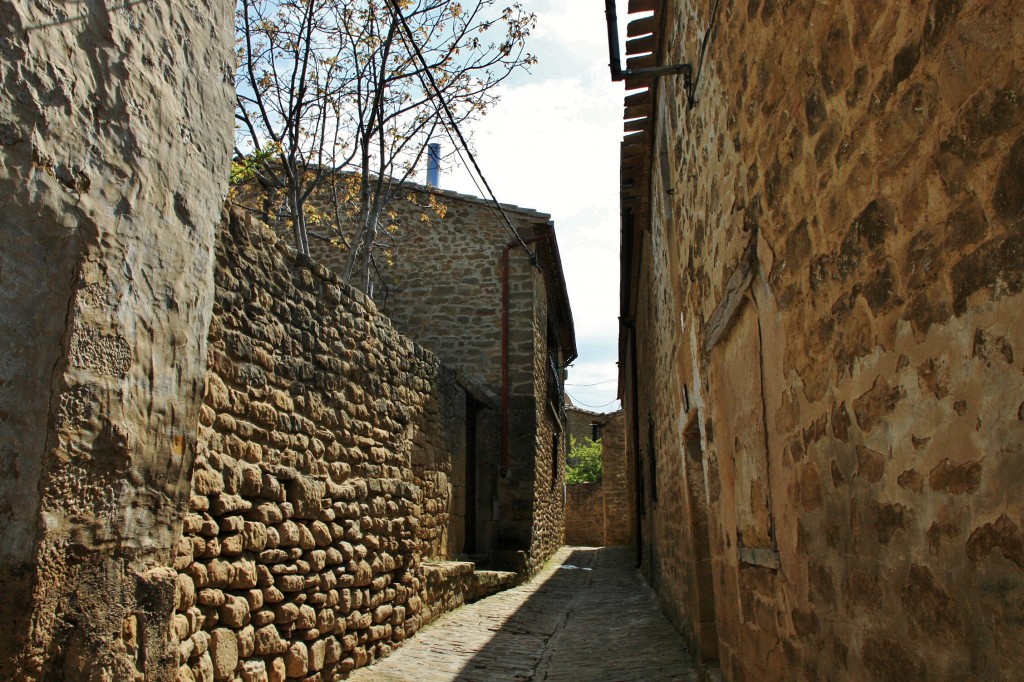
xmin=347 ymin=546 xmax=698 ymax=681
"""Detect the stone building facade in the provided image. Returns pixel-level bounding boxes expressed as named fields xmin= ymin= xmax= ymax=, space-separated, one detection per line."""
xmin=617 ymin=0 xmax=1024 ymax=680
xmin=302 ymin=185 xmax=578 ymax=577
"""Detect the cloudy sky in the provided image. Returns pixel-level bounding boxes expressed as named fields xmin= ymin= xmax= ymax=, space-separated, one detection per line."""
xmin=441 ymin=0 xmax=627 ymax=412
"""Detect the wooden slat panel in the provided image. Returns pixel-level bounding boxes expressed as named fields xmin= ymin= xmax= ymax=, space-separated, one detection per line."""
xmin=624 ymin=120 xmax=648 ymax=134
xmin=622 ymin=130 xmax=649 ymax=144
xmin=624 ymin=118 xmax=649 ymax=133
xmin=622 ymin=182 xmax=649 ymax=197
xmin=625 ymin=76 xmax=654 ymax=90
xmin=625 ymin=34 xmax=656 ymax=56
xmin=628 ymin=0 xmax=660 ymax=12
xmin=621 ymin=155 xmax=648 ymax=168
xmin=626 ymin=15 xmax=657 ymax=37
xmin=624 ymin=105 xmax=650 ymax=121
xmin=624 ymin=90 xmax=651 ymax=107
xmin=626 ymin=53 xmax=657 ymax=70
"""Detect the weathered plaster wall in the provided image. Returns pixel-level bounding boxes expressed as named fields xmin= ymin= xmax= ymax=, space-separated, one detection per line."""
xmin=0 ymin=1 xmax=234 ymax=678
xmin=629 ymin=0 xmax=1024 ymax=679
xmin=171 ymin=212 xmax=467 ymax=680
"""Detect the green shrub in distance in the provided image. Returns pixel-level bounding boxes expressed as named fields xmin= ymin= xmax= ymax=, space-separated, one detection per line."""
xmin=566 ymin=435 xmax=602 ymax=484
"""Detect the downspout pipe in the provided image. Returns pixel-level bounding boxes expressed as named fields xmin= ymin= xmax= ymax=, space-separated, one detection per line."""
xmin=620 ymin=316 xmax=644 ymax=568
xmin=604 ymin=0 xmax=693 ymax=84
xmin=501 ymin=233 xmax=549 ymax=478
xmin=604 ymin=0 xmax=624 ymax=82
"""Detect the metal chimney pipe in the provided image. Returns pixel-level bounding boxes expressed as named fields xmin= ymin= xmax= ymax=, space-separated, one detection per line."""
xmin=426 ymin=142 xmax=441 ymax=187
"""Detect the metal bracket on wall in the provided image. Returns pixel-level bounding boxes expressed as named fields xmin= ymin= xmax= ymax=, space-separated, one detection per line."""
xmin=604 ymin=0 xmax=693 ymax=94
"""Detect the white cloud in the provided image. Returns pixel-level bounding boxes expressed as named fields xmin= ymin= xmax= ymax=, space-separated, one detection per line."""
xmin=443 ymin=1 xmax=628 ymax=413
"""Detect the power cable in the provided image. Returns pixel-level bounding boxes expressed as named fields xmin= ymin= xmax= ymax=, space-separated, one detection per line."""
xmin=566 ymin=379 xmax=618 ymax=387
xmin=440 ymin=126 xmax=510 ymax=230
xmin=689 ymin=0 xmax=722 ymax=108
xmin=566 ymin=391 xmax=621 ymax=410
xmin=385 ymin=0 xmax=538 ymax=267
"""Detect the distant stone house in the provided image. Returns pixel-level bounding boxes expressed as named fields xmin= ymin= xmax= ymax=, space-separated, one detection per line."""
xmin=301 ymin=180 xmax=578 ymax=576
xmin=566 ymin=399 xmax=605 ymax=445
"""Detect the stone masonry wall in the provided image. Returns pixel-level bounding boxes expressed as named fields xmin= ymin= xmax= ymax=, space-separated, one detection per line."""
xmin=0 ymin=2 xmax=234 ymax=678
xmin=525 ymin=266 xmax=567 ymax=576
xmin=565 ymin=483 xmax=604 ymax=546
xmin=170 ymin=212 xmax=465 ymax=681
xmin=599 ymin=412 xmax=634 ymax=547
xmin=629 ymin=0 xmax=1024 ymax=679
xmin=304 ymin=187 xmax=547 ymax=396
xmin=566 ymin=405 xmax=599 ymax=444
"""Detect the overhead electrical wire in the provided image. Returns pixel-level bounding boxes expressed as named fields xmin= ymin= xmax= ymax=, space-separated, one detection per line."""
xmin=384 ymin=0 xmax=538 ymax=267
xmin=689 ymin=0 xmax=723 ymax=108
xmin=566 ymin=391 xmax=621 ymax=410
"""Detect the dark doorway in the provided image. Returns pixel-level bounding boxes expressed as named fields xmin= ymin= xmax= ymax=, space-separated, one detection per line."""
xmin=464 ymin=396 xmax=480 ymax=554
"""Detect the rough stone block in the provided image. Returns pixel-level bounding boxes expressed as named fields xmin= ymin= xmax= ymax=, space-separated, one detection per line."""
xmin=236 ymin=625 xmax=255 ymax=659
xmin=195 ymin=651 xmax=215 ymax=682
xmin=253 ymin=624 xmax=287 ymax=655
xmin=197 ymin=589 xmax=225 ymax=607
xmin=177 ymin=573 xmax=197 ymax=612
xmin=211 ymin=493 xmax=253 ymax=516
xmin=190 ymin=630 xmax=211 ymax=658
xmin=219 ymin=594 xmax=250 ymax=628
xmin=242 ymin=521 xmax=269 ymax=551
xmin=295 ymin=604 xmax=316 ymax=629
xmin=240 ymin=658 xmax=267 ymax=682
xmin=230 ymin=560 xmax=259 ymax=589
xmin=285 ymin=641 xmax=309 ymax=678
xmin=268 ymin=656 xmax=286 ymax=682
xmin=209 ymin=628 xmax=239 ymax=680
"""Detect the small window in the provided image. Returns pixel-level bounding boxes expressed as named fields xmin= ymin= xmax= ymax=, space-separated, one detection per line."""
xmin=551 ymin=431 xmax=560 ymax=488
xmin=591 ymin=422 xmax=602 ymax=442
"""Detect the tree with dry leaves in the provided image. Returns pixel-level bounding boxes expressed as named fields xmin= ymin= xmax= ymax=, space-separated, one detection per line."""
xmin=233 ymin=0 xmax=535 ymax=291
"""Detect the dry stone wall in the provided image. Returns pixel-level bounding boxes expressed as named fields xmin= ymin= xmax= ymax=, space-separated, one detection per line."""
xmin=629 ymin=0 xmax=1024 ymax=679
xmin=170 ymin=212 xmax=466 ymax=681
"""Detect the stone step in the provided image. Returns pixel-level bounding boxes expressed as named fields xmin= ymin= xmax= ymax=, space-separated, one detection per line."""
xmin=470 ymin=569 xmax=518 ymax=600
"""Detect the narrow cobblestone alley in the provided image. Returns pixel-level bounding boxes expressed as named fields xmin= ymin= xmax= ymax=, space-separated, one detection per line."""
xmin=348 ymin=547 xmax=697 ymax=681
